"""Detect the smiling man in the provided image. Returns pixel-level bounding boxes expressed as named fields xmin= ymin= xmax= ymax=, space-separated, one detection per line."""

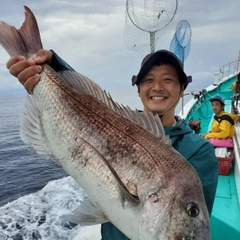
xmin=138 ymin=63 xmax=180 ymax=119
xmin=6 ymin=49 xmax=218 ymax=240
xmin=133 ymin=51 xmax=189 ymax=125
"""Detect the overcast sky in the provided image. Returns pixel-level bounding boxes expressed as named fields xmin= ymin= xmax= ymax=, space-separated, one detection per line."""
xmin=0 ymin=0 xmax=240 ymax=111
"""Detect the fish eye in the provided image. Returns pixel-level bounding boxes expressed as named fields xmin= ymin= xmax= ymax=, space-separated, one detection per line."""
xmin=186 ymin=202 xmax=199 ymax=217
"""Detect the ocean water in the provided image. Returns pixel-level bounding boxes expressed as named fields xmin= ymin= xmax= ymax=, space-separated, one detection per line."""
xmin=0 ymin=94 xmax=94 ymax=240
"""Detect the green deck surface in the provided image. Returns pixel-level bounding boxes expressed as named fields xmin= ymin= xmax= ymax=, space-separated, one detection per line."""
xmin=211 ymin=167 xmax=240 ymax=240
xmin=203 ymin=99 xmax=240 ymax=239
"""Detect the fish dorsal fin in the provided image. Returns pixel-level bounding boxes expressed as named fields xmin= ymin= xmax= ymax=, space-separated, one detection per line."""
xmin=58 ymin=70 xmax=120 ymax=112
xmin=59 ymin=70 xmax=166 ymax=139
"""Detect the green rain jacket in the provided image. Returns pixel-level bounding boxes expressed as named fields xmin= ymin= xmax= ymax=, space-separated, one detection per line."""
xmin=49 ymin=52 xmax=218 ymax=240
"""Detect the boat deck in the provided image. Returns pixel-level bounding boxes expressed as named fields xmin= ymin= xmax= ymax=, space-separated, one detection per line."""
xmin=210 ymin=102 xmax=240 ymax=239
xmin=192 ymin=99 xmax=240 ymax=239
xmin=211 ymin=167 xmax=240 ymax=239
xmin=178 ymin=63 xmax=240 ymax=239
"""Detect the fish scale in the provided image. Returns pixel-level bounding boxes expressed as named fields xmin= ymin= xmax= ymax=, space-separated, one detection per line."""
xmin=0 ymin=6 xmax=211 ymax=240
xmin=31 ymin=65 xmax=208 ymax=239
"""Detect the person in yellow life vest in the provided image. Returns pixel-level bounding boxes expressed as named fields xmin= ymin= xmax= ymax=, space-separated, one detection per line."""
xmin=232 ymin=82 xmax=237 ymax=93
xmin=200 ymin=96 xmax=238 ymax=140
xmin=232 ymin=73 xmax=240 ymax=93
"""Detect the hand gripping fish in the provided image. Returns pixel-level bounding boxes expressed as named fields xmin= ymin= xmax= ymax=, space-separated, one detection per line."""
xmin=0 ymin=6 xmax=211 ymax=240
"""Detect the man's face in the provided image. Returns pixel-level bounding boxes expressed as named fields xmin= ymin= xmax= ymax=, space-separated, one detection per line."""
xmin=138 ymin=64 xmax=183 ymax=116
xmin=211 ymin=101 xmax=223 ymax=115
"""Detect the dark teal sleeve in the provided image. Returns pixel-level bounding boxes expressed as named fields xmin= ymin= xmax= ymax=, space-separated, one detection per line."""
xmin=188 ymin=142 xmax=218 ymax=215
xmin=169 ymin=127 xmax=218 ymax=216
xmin=101 ymin=222 xmax=130 ymax=240
xmin=49 ymin=50 xmax=75 ymax=72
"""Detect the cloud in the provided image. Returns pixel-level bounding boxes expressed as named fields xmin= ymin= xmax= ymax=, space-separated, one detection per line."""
xmin=0 ymin=0 xmax=240 ymax=110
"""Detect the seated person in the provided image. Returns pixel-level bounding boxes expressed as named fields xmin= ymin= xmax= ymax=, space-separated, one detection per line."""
xmin=200 ymin=95 xmax=238 ymax=140
xmin=232 ymin=72 xmax=240 ymax=93
xmin=232 ymin=81 xmax=237 ymax=93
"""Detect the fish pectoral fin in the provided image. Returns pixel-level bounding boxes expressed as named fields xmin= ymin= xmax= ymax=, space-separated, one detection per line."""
xmin=63 ymin=198 xmax=108 ymax=226
xmin=119 ymin=182 xmax=140 ymax=208
xmin=20 ymin=95 xmax=53 ymax=157
xmin=80 ymin=139 xmax=141 ymax=207
xmin=121 ymin=190 xmax=140 ymax=209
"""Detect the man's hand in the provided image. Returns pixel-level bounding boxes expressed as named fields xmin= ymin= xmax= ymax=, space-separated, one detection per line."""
xmin=6 ymin=49 xmax=53 ymax=94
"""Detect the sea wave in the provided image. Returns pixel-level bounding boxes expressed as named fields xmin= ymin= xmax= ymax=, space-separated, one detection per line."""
xmin=0 ymin=176 xmax=84 ymax=240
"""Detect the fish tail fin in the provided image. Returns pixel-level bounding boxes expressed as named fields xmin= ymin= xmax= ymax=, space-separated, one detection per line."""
xmin=0 ymin=6 xmax=43 ymax=57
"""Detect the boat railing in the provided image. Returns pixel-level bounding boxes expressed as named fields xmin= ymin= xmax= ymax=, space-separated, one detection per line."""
xmin=219 ymin=60 xmax=239 ymax=81
xmin=179 ymin=53 xmax=240 ymax=118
